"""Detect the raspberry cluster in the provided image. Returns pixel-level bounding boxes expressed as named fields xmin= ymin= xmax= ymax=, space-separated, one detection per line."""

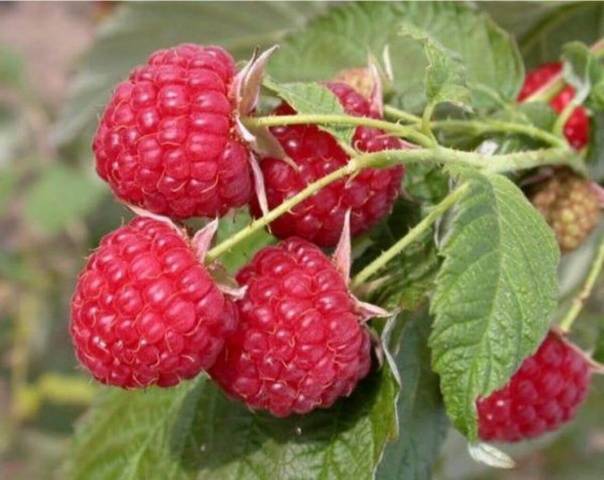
xmin=518 ymin=62 xmax=590 ymax=150
xmin=71 ymin=42 xmax=598 ymax=436
xmin=477 ymin=331 xmax=591 ymax=442
xmin=72 ymin=44 xmax=385 ymax=415
xmin=254 ymin=82 xmax=405 ymax=246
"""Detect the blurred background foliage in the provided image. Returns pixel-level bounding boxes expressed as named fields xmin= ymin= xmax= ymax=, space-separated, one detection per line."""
xmin=1 ymin=2 xmax=604 ymax=479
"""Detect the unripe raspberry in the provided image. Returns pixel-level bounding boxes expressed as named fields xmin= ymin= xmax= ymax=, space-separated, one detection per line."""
xmin=253 ymin=82 xmax=405 ymax=247
xmin=529 ymin=169 xmax=600 ymax=252
xmin=70 ymin=216 xmax=237 ymax=388
xmin=209 ymin=237 xmax=372 ymax=417
xmin=518 ymin=62 xmax=589 ymax=150
xmin=93 ymin=44 xmax=252 ymax=219
xmin=477 ymin=331 xmax=592 ymax=442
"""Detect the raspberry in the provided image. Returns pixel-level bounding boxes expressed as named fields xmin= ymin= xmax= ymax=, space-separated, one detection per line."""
xmin=529 ymin=168 xmax=600 ymax=252
xmin=518 ymin=62 xmax=589 ymax=149
xmin=209 ymin=237 xmax=372 ymax=417
xmin=253 ymin=82 xmax=406 ymax=247
xmin=93 ymin=44 xmax=252 ymax=219
xmin=477 ymin=331 xmax=592 ymax=443
xmin=70 ymin=216 xmax=237 ymax=388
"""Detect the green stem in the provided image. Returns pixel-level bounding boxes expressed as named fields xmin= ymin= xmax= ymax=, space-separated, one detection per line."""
xmin=431 ymin=119 xmax=568 ymax=148
xmin=383 ymin=105 xmax=422 ymax=124
xmin=553 ymin=100 xmax=577 ymax=138
xmin=559 ymin=239 xmax=604 ymax=333
xmin=351 ymin=183 xmax=470 ymax=289
xmin=206 ymin=149 xmax=437 ymax=262
xmin=206 ymin=146 xmax=579 ymax=261
xmin=242 ymin=114 xmax=435 ymax=148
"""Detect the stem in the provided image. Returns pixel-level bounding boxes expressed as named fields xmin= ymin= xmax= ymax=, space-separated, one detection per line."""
xmin=485 ymin=147 xmax=583 ymax=174
xmin=206 ymin=146 xmax=579 ymax=261
xmin=553 ymin=100 xmax=576 ymax=138
xmin=242 ymin=114 xmax=436 ymax=148
xmin=559 ymin=239 xmax=604 ymax=333
xmin=351 ymin=183 xmax=470 ymax=288
xmin=207 ymin=149 xmax=438 ymax=262
xmin=383 ymin=105 xmax=422 ymax=124
xmin=431 ymin=119 xmax=568 ymax=148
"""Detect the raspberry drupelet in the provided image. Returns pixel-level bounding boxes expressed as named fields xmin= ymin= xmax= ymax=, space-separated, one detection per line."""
xmin=70 ymin=216 xmax=238 ymax=388
xmin=477 ymin=331 xmax=592 ymax=442
xmin=253 ymin=82 xmax=406 ymax=247
xmin=209 ymin=237 xmax=372 ymax=417
xmin=93 ymin=44 xmax=252 ymax=219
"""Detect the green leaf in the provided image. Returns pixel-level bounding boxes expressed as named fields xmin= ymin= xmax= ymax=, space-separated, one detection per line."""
xmin=53 ymin=1 xmax=328 ymax=146
xmin=478 ymin=2 xmax=574 ymax=42
xmin=263 ymin=79 xmax=354 ymax=144
xmin=398 ymin=23 xmax=470 ymax=111
xmin=404 ymin=164 xmax=450 ymax=204
xmin=499 ymin=2 xmax=604 ymax=69
xmin=376 ymin=310 xmax=449 ymax=480
xmin=24 ymin=166 xmax=105 ymax=235
xmin=269 ymin=2 xmax=523 ymax=112
xmin=561 ymin=41 xmax=604 ymax=104
xmin=66 ymin=381 xmax=199 ymax=480
xmin=68 ymin=362 xmax=399 ymax=480
xmin=587 ymin=112 xmax=604 ymax=181
xmin=430 ymin=172 xmax=559 ymax=439
xmin=215 ymin=210 xmax=275 ymax=273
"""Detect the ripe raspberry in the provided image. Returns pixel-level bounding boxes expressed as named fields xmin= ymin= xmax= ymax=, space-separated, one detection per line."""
xmin=93 ymin=44 xmax=252 ymax=219
xmin=529 ymin=168 xmax=600 ymax=252
xmin=477 ymin=331 xmax=592 ymax=443
xmin=209 ymin=237 xmax=372 ymax=417
xmin=518 ymin=62 xmax=589 ymax=149
xmin=70 ymin=216 xmax=237 ymax=388
xmin=253 ymin=82 xmax=406 ymax=247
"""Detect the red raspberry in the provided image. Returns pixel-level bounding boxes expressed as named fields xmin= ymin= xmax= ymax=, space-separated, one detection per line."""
xmin=477 ymin=331 xmax=592 ymax=442
xmin=253 ymin=82 xmax=406 ymax=247
xmin=70 ymin=216 xmax=237 ymax=388
xmin=209 ymin=237 xmax=372 ymax=417
xmin=518 ymin=62 xmax=589 ymax=149
xmin=93 ymin=44 xmax=252 ymax=219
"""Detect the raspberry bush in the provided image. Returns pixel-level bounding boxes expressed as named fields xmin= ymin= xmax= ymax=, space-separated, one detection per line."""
xmin=48 ymin=3 xmax=604 ymax=479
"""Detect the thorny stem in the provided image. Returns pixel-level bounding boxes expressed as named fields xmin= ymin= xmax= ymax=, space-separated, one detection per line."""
xmin=242 ymin=114 xmax=436 ymax=148
xmin=351 ymin=183 xmax=471 ymax=289
xmin=559 ymin=239 xmax=604 ymax=333
xmin=383 ymin=105 xmax=422 ymax=124
xmin=553 ymin=99 xmax=578 ymax=139
xmin=207 ymin=145 xmax=578 ymax=261
xmin=431 ymin=119 xmax=568 ymax=149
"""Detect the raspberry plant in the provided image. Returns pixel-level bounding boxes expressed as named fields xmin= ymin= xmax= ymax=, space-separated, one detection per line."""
xmin=58 ymin=2 xmax=604 ymax=479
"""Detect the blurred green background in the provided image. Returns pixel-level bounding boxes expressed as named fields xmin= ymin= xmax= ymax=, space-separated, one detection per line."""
xmin=1 ymin=2 xmax=604 ymax=479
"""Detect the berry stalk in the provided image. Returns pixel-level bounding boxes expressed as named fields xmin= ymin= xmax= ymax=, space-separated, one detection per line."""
xmin=350 ymin=183 xmax=471 ymax=289
xmin=207 ymin=146 xmax=580 ymax=262
xmin=430 ymin=119 xmax=568 ymax=148
xmin=242 ymin=113 xmax=437 ymax=147
xmin=383 ymin=104 xmax=422 ymax=124
xmin=559 ymin=238 xmax=604 ymax=332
